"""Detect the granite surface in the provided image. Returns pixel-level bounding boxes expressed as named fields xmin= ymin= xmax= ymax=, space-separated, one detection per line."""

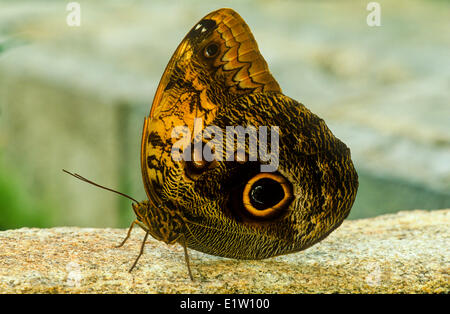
xmin=0 ymin=209 xmax=448 ymax=293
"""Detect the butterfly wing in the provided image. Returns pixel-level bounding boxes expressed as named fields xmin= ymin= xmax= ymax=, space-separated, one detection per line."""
xmin=141 ymin=8 xmax=281 ymax=203
xmin=139 ymin=8 xmax=358 ymax=260
xmin=149 ymin=8 xmax=281 ymax=119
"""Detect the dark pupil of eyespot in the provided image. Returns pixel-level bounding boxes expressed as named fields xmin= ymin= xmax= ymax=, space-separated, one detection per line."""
xmin=249 ymin=178 xmax=285 ymax=210
xmin=205 ymin=44 xmax=218 ymax=57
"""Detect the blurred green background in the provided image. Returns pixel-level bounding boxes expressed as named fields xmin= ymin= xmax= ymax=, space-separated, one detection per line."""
xmin=0 ymin=0 xmax=449 ymax=230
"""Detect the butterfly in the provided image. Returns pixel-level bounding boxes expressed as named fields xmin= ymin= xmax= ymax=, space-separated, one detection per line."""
xmin=65 ymin=8 xmax=358 ymax=281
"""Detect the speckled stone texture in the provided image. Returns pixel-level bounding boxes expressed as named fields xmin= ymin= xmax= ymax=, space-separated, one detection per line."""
xmin=0 ymin=210 xmax=448 ymax=293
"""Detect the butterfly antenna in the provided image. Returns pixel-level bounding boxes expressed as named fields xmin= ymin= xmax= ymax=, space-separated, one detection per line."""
xmin=62 ymin=169 xmax=140 ymax=204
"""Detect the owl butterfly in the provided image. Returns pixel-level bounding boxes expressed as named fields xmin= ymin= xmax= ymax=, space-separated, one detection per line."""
xmin=66 ymin=8 xmax=358 ymax=280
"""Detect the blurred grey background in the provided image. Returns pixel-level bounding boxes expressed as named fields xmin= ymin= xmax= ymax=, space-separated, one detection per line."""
xmin=0 ymin=0 xmax=449 ymax=229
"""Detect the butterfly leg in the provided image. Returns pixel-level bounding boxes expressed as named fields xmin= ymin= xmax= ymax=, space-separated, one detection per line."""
xmin=128 ymin=230 xmax=149 ymax=272
xmin=180 ymin=234 xmax=194 ymax=281
xmin=116 ymin=220 xmax=137 ymax=248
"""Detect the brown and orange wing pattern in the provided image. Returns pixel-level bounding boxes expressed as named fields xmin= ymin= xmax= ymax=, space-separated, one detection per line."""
xmin=131 ymin=7 xmax=358 ymax=267
xmin=141 ymin=8 xmax=281 ymax=203
xmin=148 ymin=8 xmax=281 ymax=119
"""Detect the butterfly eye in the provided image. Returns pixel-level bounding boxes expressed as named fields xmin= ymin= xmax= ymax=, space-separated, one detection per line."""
xmin=242 ymin=173 xmax=293 ymax=219
xmin=204 ymin=43 xmax=219 ymax=58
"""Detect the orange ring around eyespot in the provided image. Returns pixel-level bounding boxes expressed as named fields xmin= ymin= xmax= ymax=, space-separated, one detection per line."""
xmin=242 ymin=172 xmax=293 ymax=219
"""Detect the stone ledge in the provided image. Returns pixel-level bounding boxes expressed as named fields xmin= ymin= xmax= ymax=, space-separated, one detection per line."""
xmin=0 ymin=209 xmax=448 ymax=293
